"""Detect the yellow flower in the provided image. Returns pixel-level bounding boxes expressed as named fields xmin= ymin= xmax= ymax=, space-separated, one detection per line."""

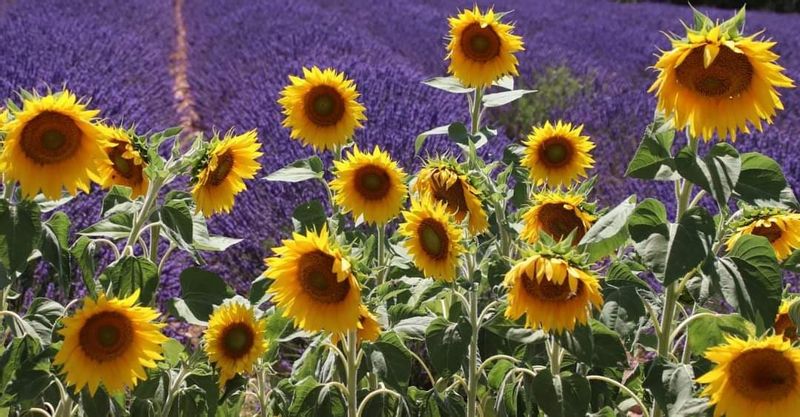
xmin=413 ymin=160 xmax=488 ymax=235
xmin=726 ymin=212 xmax=800 ymax=261
xmin=192 ymin=130 xmax=263 ymax=217
xmin=330 ymin=146 xmax=408 ymax=225
xmin=204 ymin=301 xmax=267 ymax=388
xmin=332 ymin=305 xmax=382 ymax=345
xmin=0 ymin=90 xmax=106 ymax=199
xmin=520 ymin=190 xmax=596 ymax=245
xmin=774 ymin=299 xmax=798 ymax=342
xmin=446 ymin=6 xmax=524 ymax=88
xmin=504 ymin=253 xmax=603 ymax=333
xmin=698 ymin=335 xmax=800 ymax=417
xmin=53 ymin=291 xmax=166 ymax=395
xmin=93 ymin=125 xmax=148 ymax=198
xmin=264 ymin=227 xmax=361 ymax=333
xmin=521 ymin=121 xmax=595 ymax=188
xmin=399 ymin=198 xmax=465 ymax=282
xmin=650 ymin=22 xmax=794 ymax=141
xmin=278 ymin=66 xmax=366 ymax=151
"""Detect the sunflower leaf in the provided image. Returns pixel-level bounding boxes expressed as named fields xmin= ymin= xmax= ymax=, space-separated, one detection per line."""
xmin=421 ymin=76 xmax=474 ymax=94
xmin=578 ymin=195 xmax=636 ymax=262
xmin=734 ymin=152 xmax=792 ymax=207
xmin=481 ymin=89 xmax=536 ymax=108
xmin=264 ymin=156 xmax=324 ymax=183
xmin=625 ymin=115 xmax=677 ymax=181
xmin=0 ymin=199 xmax=42 ymax=275
xmin=414 ymin=124 xmax=451 ymax=155
xmin=675 ymin=143 xmax=740 ymax=207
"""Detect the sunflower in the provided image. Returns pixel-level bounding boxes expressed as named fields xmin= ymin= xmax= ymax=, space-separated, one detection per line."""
xmin=204 ymin=301 xmax=267 ymax=388
xmin=413 ymin=160 xmax=488 ymax=235
xmin=278 ymin=66 xmax=366 ymax=152
xmin=0 ymin=90 xmax=106 ymax=199
xmin=332 ymin=305 xmax=382 ymax=345
xmin=330 ymin=146 xmax=408 ymax=224
xmin=93 ymin=125 xmax=148 ymax=198
xmin=726 ymin=212 xmax=800 ymax=261
xmin=698 ymin=335 xmax=800 ymax=417
xmin=521 ymin=121 xmax=595 ymax=188
xmin=650 ymin=16 xmax=794 ymax=141
xmin=774 ymin=299 xmax=798 ymax=342
xmin=520 ymin=190 xmax=596 ymax=245
xmin=264 ymin=227 xmax=361 ymax=333
xmin=399 ymin=198 xmax=465 ymax=282
xmin=446 ymin=6 xmax=525 ymax=88
xmin=504 ymin=253 xmax=603 ymax=333
xmin=192 ymin=130 xmax=263 ymax=217
xmin=53 ymin=291 xmax=166 ymax=395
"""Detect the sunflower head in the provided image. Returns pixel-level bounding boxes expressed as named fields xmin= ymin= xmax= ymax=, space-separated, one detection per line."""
xmin=446 ymin=6 xmax=525 ymax=88
xmin=413 ymin=158 xmax=488 ymax=235
xmin=774 ymin=299 xmax=799 ymax=342
xmin=330 ymin=145 xmax=408 ymax=225
xmin=726 ymin=208 xmax=800 ymax=261
xmin=265 ymin=226 xmax=362 ymax=334
xmin=698 ymin=335 xmax=800 ymax=417
xmin=649 ymin=9 xmax=794 ymax=141
xmin=204 ymin=300 xmax=267 ymax=388
xmin=93 ymin=125 xmax=149 ymax=198
xmin=399 ymin=198 xmax=465 ymax=282
xmin=521 ymin=121 xmax=595 ymax=188
xmin=278 ymin=66 xmax=366 ymax=152
xmin=332 ymin=304 xmax=382 ymax=345
xmin=192 ymin=130 xmax=263 ymax=217
xmin=520 ymin=189 xmax=596 ymax=246
xmin=0 ymin=90 xmax=106 ymax=199
xmin=504 ymin=251 xmax=602 ymax=333
xmin=53 ymin=291 xmax=167 ymax=395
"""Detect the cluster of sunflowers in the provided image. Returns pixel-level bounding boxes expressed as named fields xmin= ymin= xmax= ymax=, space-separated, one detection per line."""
xmin=1 ymin=4 xmax=800 ymax=417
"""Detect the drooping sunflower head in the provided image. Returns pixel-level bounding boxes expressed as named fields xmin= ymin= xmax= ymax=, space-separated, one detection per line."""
xmin=330 ymin=145 xmax=408 ymax=225
xmin=53 ymin=291 xmax=167 ymax=395
xmin=446 ymin=6 xmax=525 ymax=88
xmin=649 ymin=10 xmax=794 ymax=141
xmin=399 ymin=198 xmax=465 ymax=282
xmin=726 ymin=209 xmax=800 ymax=261
xmin=504 ymin=252 xmax=603 ymax=333
xmin=520 ymin=189 xmax=596 ymax=246
xmin=192 ymin=129 xmax=263 ymax=217
xmin=521 ymin=121 xmax=595 ymax=188
xmin=413 ymin=158 xmax=488 ymax=235
xmin=278 ymin=66 xmax=366 ymax=152
xmin=774 ymin=298 xmax=798 ymax=342
xmin=0 ymin=90 xmax=106 ymax=199
xmin=93 ymin=125 xmax=149 ymax=198
xmin=265 ymin=226 xmax=362 ymax=334
xmin=204 ymin=300 xmax=267 ymax=388
xmin=698 ymin=335 xmax=800 ymax=417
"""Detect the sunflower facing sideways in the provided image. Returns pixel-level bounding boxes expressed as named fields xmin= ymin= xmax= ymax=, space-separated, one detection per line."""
xmin=774 ymin=298 xmax=798 ymax=342
xmin=399 ymin=198 xmax=465 ymax=282
xmin=278 ymin=66 xmax=366 ymax=151
xmin=204 ymin=300 xmax=267 ymax=388
xmin=650 ymin=10 xmax=794 ymax=141
xmin=192 ymin=130 xmax=263 ymax=217
xmin=413 ymin=159 xmax=488 ymax=235
xmin=0 ymin=90 xmax=106 ymax=199
xmin=332 ymin=305 xmax=382 ymax=345
xmin=264 ymin=227 xmax=361 ymax=334
xmin=447 ymin=6 xmax=524 ymax=88
xmin=504 ymin=252 xmax=603 ymax=333
xmin=330 ymin=145 xmax=408 ymax=224
xmin=726 ymin=210 xmax=800 ymax=261
xmin=520 ymin=190 xmax=596 ymax=246
xmin=53 ymin=291 xmax=167 ymax=395
xmin=521 ymin=121 xmax=595 ymax=188
xmin=93 ymin=125 xmax=149 ymax=198
xmin=698 ymin=335 xmax=800 ymax=417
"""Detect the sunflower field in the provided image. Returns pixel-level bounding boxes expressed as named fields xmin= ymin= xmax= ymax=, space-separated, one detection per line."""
xmin=1 ymin=0 xmax=800 ymax=416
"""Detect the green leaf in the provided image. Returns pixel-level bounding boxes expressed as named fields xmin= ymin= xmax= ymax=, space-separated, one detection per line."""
xmin=101 ymin=257 xmax=159 ymax=305
xmin=292 ymin=201 xmax=327 ymax=233
xmin=578 ymin=195 xmax=636 ymax=262
xmin=493 ymin=75 xmax=514 ymax=90
xmin=265 ymin=156 xmax=324 ymax=183
xmin=425 ymin=317 xmax=471 ymax=377
xmin=40 ymin=211 xmax=72 ymax=289
xmin=734 ymin=152 xmax=788 ymax=204
xmin=625 ymin=116 xmax=677 ymax=180
xmin=363 ymin=331 xmax=412 ymax=392
xmin=70 ymin=236 xmax=97 ymax=294
xmin=663 ymin=207 xmax=715 ymax=285
xmin=421 ymin=76 xmax=474 ymax=94
xmin=101 ymin=186 xmax=133 ymax=216
xmin=169 ymin=267 xmax=234 ymax=325
xmin=601 ymin=279 xmax=646 ymax=337
xmin=687 ymin=312 xmax=751 ymax=356
xmin=0 ymin=199 xmax=42 ymax=273
xmin=79 ymin=212 xmax=133 ymax=239
xmin=481 ymin=89 xmax=536 ymax=107
xmin=531 ymin=370 xmax=591 ymax=417
xmin=160 ymin=197 xmax=194 ymax=245
xmin=628 ymin=199 xmax=669 ymax=277
xmin=675 ymin=143 xmax=740 ymax=206
xmin=559 ymin=319 xmax=627 ymax=368
xmin=415 ymin=125 xmax=451 ymax=155
xmin=644 ymin=358 xmax=708 ymax=416
xmin=447 ymin=123 xmax=469 ymax=145
xmin=727 ymin=235 xmax=782 ymax=330
xmin=22 ymin=298 xmax=64 ymax=345
xmin=81 ymin=387 xmax=112 ymax=417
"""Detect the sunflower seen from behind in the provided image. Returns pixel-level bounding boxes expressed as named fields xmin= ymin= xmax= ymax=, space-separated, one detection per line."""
xmin=93 ymin=125 xmax=148 ymax=198
xmin=521 ymin=121 xmax=594 ymax=188
xmin=0 ymin=90 xmax=106 ymax=199
xmin=53 ymin=291 xmax=166 ymax=395
xmin=204 ymin=300 xmax=267 ymax=388
xmin=698 ymin=335 xmax=800 ymax=417
xmin=520 ymin=189 xmax=596 ymax=246
xmin=774 ymin=298 xmax=798 ymax=342
xmin=330 ymin=145 xmax=408 ymax=224
xmin=413 ymin=159 xmax=488 ymax=235
xmin=192 ymin=130 xmax=263 ymax=217
xmin=400 ymin=198 xmax=465 ymax=282
xmin=447 ymin=6 xmax=524 ymax=88
xmin=264 ymin=226 xmax=361 ymax=333
xmin=726 ymin=209 xmax=800 ymax=261
xmin=278 ymin=66 xmax=366 ymax=151
xmin=650 ymin=11 xmax=794 ymax=141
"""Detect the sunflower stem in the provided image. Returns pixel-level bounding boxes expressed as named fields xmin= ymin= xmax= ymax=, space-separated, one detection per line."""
xmin=376 ymin=224 xmax=387 ymax=285
xmin=586 ymin=375 xmax=650 ymax=417
xmin=148 ymin=223 xmax=161 ymax=265
xmin=123 ymin=176 xmax=164 ymax=258
xmin=162 ymin=364 xmax=191 ymax=417
xmin=346 ymin=329 xmax=359 ymax=417
xmin=470 ymin=88 xmax=484 ymax=135
xmin=466 ymin=283 xmax=480 ymax=417
xmin=1 ymin=179 xmax=14 ymax=201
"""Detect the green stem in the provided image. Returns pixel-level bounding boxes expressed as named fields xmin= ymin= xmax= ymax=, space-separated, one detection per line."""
xmin=123 ymin=176 xmax=164 ymax=257
xmin=1 ymin=180 xmax=14 ymax=201
xmin=162 ymin=364 xmax=191 ymax=417
xmin=375 ymin=224 xmax=387 ymax=285
xmin=466 ymin=285 xmax=480 ymax=417
xmin=346 ymin=329 xmax=359 ymax=417
xmin=149 ymin=223 xmax=161 ymax=265
xmin=548 ymin=336 xmax=563 ymax=376
xmin=586 ymin=375 xmax=650 ymax=417
xmin=470 ymin=88 xmax=484 ymax=136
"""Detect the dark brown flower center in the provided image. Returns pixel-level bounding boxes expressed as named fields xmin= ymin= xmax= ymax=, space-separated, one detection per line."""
xmin=209 ymin=151 xmax=234 ymax=186
xmin=752 ymin=223 xmax=782 ymax=243
xmin=108 ymin=142 xmax=144 ymax=183
xmin=298 ymin=251 xmax=351 ymax=304
xmin=418 ymin=218 xmax=449 ymax=260
xmin=20 ymin=111 xmax=82 ymax=165
xmin=460 ymin=23 xmax=501 ymax=62
xmin=354 ymin=165 xmax=391 ymax=201
xmin=304 ymin=85 xmax=345 ymax=127
xmin=220 ymin=322 xmax=255 ymax=359
xmin=775 ymin=313 xmax=798 ymax=342
xmin=538 ymin=137 xmax=574 ymax=168
xmin=431 ymin=173 xmax=470 ymax=218
xmin=521 ymin=272 xmax=582 ymax=302
xmin=729 ymin=348 xmax=797 ymax=401
xmin=675 ymin=45 xmax=754 ymax=98
xmin=78 ymin=311 xmax=134 ymax=362
xmin=536 ymin=203 xmax=586 ymax=245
